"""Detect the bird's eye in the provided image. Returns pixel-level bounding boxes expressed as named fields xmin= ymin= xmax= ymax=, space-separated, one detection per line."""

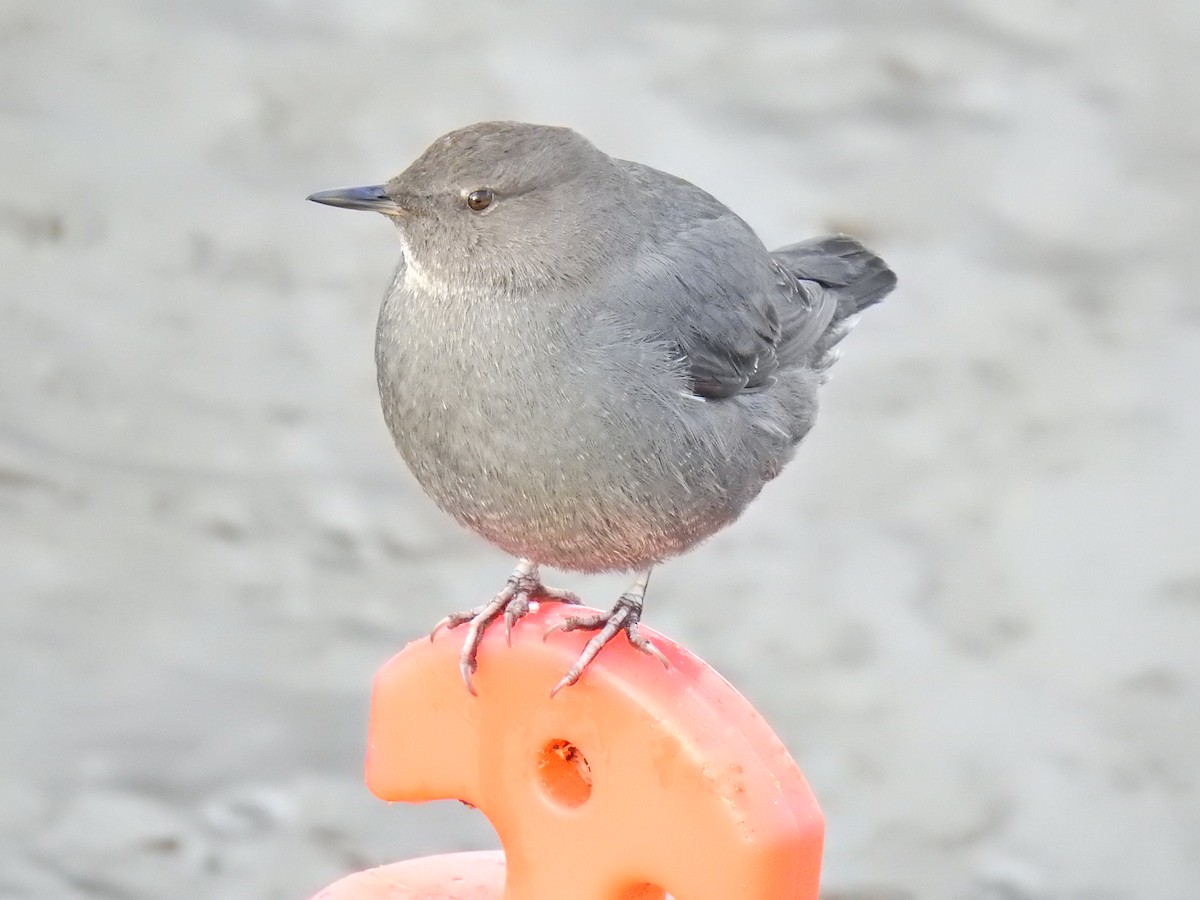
xmin=466 ymin=189 xmax=494 ymax=211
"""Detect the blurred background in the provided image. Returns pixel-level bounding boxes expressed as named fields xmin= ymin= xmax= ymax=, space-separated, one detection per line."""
xmin=2 ymin=1 xmax=1197 ymax=898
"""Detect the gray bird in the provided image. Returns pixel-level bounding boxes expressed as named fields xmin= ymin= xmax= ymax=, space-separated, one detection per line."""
xmin=309 ymin=121 xmax=896 ymax=695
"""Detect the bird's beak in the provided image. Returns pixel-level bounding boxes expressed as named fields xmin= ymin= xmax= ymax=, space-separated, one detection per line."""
xmin=306 ymin=184 xmax=404 ymax=215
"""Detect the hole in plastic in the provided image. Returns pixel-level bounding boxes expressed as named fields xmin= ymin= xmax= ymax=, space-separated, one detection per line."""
xmin=536 ymin=739 xmax=592 ymax=808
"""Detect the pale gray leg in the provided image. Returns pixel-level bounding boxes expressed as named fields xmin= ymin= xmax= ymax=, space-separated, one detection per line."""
xmin=434 ymin=558 xmax=581 ymax=695
xmin=545 ymin=567 xmax=668 ymax=697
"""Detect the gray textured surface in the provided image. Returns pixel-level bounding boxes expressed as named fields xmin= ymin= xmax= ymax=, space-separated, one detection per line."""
xmin=1 ymin=2 xmax=1197 ymax=898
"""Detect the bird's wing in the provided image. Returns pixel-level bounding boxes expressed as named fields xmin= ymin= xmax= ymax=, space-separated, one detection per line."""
xmin=609 ymin=161 xmax=799 ymax=399
xmin=599 ymin=218 xmax=780 ymax=398
xmin=667 ymin=256 xmax=783 ymax=400
xmin=609 ymin=165 xmax=839 ymax=400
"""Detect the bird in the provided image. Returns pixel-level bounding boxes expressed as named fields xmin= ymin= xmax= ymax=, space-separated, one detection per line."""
xmin=308 ymin=121 xmax=896 ymax=695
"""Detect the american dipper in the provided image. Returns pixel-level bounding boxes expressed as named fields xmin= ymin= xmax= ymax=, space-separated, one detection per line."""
xmin=309 ymin=121 xmax=896 ymax=695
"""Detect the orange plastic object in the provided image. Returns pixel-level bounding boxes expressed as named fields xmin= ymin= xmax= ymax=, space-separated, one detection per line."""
xmin=312 ymin=851 xmax=507 ymax=898
xmin=312 ymin=602 xmax=824 ymax=900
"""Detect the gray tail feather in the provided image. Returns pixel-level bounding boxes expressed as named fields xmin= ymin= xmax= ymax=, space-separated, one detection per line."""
xmin=771 ymin=234 xmax=897 ymax=371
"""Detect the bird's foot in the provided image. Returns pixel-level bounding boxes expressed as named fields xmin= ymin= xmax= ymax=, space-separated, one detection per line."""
xmin=433 ymin=559 xmax=580 ymax=694
xmin=544 ymin=578 xmax=668 ymax=696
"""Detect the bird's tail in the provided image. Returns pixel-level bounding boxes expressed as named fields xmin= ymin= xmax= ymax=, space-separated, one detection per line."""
xmin=770 ymin=235 xmax=897 ymax=372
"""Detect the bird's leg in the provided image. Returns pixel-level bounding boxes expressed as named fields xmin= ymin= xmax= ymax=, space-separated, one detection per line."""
xmin=433 ymin=558 xmax=581 ymax=694
xmin=545 ymin=567 xmax=669 ymax=696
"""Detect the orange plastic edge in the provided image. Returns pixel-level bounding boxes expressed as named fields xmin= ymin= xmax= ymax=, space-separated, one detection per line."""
xmin=312 ymin=602 xmax=824 ymax=900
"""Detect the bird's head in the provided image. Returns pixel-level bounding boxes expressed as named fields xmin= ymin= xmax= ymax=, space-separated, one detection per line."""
xmin=309 ymin=121 xmax=642 ymax=294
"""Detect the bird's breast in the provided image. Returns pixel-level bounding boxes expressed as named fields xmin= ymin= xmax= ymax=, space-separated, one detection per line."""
xmin=370 ymin=280 xmax=761 ymax=571
xmin=375 ymin=283 xmax=602 ymax=511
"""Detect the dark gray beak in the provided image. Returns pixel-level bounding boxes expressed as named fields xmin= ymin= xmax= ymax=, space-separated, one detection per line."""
xmin=306 ymin=184 xmax=403 ymax=214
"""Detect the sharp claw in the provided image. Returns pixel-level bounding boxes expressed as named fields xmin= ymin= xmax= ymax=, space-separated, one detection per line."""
xmin=459 ymin=656 xmax=478 ymax=697
xmin=542 ymin=615 xmax=593 ymax=640
xmin=431 ymin=609 xmax=477 ymax=640
xmin=458 ymin=632 xmax=481 ymax=696
xmin=624 ymin=621 xmax=669 ymax=669
xmin=548 ymin=671 xmax=576 ymax=698
xmin=640 ymin=638 xmax=670 ymax=669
